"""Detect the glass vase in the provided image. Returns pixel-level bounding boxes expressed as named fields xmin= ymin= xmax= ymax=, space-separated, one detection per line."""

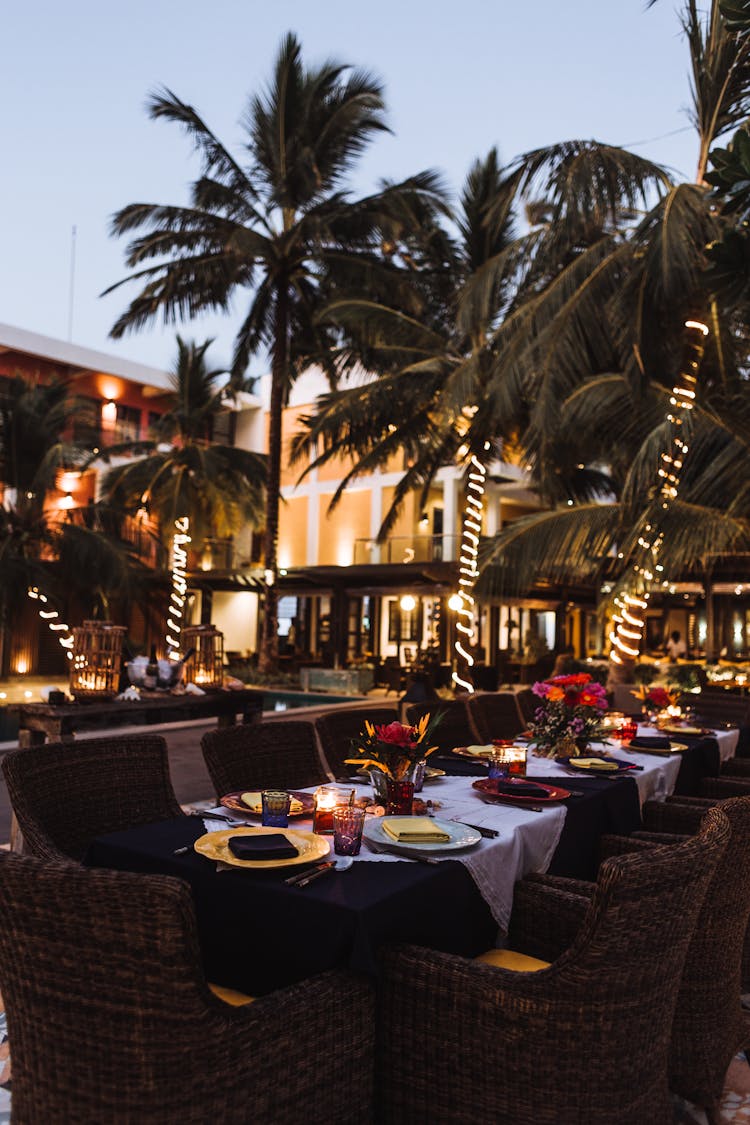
xmin=386 ymin=778 xmax=415 ymax=815
xmin=369 ymin=768 xmax=390 ymax=805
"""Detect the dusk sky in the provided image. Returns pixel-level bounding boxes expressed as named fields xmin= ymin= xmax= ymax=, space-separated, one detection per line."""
xmin=1 ymin=1 xmax=704 ymax=376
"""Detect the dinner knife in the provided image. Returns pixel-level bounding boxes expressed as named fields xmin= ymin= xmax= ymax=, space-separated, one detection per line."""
xmin=290 ymin=862 xmax=337 ymax=888
xmin=284 ymin=861 xmax=334 ymax=886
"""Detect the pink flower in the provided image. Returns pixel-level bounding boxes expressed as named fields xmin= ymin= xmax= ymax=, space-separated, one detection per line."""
xmin=374 ymin=721 xmax=414 ymax=747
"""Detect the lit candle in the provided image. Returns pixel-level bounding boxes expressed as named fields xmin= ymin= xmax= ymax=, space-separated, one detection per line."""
xmin=312 ymin=786 xmax=354 ymax=834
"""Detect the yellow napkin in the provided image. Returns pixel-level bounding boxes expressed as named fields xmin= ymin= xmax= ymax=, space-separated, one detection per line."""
xmin=240 ymin=792 xmax=303 ymax=814
xmin=382 ymin=817 xmax=451 ymax=843
xmin=464 ymin=744 xmax=494 ymax=757
xmin=571 ymin=758 xmax=618 ymax=771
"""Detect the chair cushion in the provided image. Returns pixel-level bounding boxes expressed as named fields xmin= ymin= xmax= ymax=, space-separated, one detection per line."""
xmin=208 ymin=982 xmax=255 ymax=1006
xmin=474 ymin=948 xmax=550 ymax=972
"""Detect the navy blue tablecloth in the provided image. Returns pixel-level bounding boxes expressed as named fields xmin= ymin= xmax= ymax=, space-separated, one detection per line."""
xmin=84 ymin=817 xmax=496 ymax=996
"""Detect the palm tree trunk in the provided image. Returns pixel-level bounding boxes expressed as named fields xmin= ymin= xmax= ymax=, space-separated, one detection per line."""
xmin=258 ymin=285 xmax=288 ymax=674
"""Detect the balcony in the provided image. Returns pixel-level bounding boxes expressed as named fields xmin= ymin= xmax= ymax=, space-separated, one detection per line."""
xmin=352 ymin=535 xmax=458 ymax=565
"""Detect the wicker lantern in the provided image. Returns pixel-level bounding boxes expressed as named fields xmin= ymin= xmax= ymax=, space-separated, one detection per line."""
xmin=182 ymin=624 xmax=224 ymax=689
xmin=70 ymin=621 xmax=127 ymax=700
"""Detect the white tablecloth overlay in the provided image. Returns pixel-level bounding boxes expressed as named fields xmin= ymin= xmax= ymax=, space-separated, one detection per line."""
xmin=202 ymin=722 xmax=736 ymax=936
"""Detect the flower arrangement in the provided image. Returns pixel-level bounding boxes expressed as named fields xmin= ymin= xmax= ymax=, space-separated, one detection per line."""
xmin=529 ymin=673 xmax=609 ymax=758
xmin=345 ymin=714 xmax=441 ymax=779
xmin=631 ymin=684 xmax=679 ymax=710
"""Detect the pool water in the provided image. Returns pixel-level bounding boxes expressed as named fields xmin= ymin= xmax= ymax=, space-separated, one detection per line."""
xmin=263 ymin=690 xmax=363 ymax=712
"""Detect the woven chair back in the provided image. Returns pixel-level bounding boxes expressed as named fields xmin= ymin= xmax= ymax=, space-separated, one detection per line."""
xmin=405 ymin=699 xmax=475 ymax=755
xmin=669 ymin=796 xmax=750 ymax=1107
xmin=315 ymin=706 xmax=398 ymax=778
xmin=2 ymin=735 xmax=182 ymax=861
xmin=200 ymin=720 xmax=328 ymax=800
xmin=467 ymin=691 xmax=524 ymax=742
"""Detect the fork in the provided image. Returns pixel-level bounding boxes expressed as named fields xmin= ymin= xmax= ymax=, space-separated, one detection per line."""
xmin=191 ymin=810 xmax=249 ymax=827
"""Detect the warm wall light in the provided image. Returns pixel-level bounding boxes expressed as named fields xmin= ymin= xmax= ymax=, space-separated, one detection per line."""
xmin=101 ymin=399 xmax=117 ymax=423
xmin=400 ymin=594 xmax=416 ymax=613
xmin=448 ymin=593 xmax=463 ymax=612
xmin=59 ymin=493 xmax=75 ymax=510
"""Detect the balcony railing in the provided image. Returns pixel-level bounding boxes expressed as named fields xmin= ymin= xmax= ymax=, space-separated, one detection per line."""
xmin=352 ymin=535 xmax=458 ymax=565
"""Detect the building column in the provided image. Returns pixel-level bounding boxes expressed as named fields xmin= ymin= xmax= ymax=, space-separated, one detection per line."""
xmin=442 ymin=475 xmax=460 ymax=562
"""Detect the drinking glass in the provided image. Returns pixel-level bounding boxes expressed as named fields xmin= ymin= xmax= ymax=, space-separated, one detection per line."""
xmin=261 ymin=790 xmax=291 ymax=828
xmin=332 ymin=806 xmax=365 ymax=856
xmin=386 ymin=779 xmax=414 ymax=815
xmin=488 ymin=748 xmax=511 ymax=780
xmin=508 ymin=745 xmax=527 ymax=778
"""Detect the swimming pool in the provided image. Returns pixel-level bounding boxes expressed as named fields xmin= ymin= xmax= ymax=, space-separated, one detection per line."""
xmin=262 ymin=690 xmax=365 ymax=712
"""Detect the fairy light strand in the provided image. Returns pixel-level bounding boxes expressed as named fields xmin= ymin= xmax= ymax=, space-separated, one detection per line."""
xmin=452 ymin=453 xmax=487 ymax=693
xmin=610 ymin=319 xmax=709 ymax=664
xmin=166 ymin=516 xmax=191 ymax=658
xmin=27 ymin=587 xmax=74 ymax=659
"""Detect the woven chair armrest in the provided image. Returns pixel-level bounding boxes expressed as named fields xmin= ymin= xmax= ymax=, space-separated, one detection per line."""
xmin=507 ymin=874 xmax=592 ymax=962
xmin=632 ymin=831 xmax=691 ymax=844
xmin=642 ymin=799 xmax=707 ymax=834
xmin=519 ymin=871 xmax=597 ymax=897
xmin=700 ymin=776 xmax=750 ymax=799
xmin=214 ymin=968 xmax=375 ymax=1066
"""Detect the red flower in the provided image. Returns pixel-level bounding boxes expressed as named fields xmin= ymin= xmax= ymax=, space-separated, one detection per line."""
xmin=647 ymin=687 xmax=672 ymax=708
xmin=374 ymin=721 xmax=414 ymax=747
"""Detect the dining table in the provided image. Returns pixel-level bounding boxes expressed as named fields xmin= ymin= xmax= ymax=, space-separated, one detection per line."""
xmin=84 ymin=719 xmax=735 ymax=998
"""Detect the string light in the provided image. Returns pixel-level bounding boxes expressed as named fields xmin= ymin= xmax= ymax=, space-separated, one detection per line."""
xmin=166 ymin=516 xmax=191 ymax=658
xmin=452 ymin=453 xmax=487 ymax=692
xmin=27 ymin=587 xmax=74 ymax=659
xmin=609 ymin=319 xmax=708 ymax=664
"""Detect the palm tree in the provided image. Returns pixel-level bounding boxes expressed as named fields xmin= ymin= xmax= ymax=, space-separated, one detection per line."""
xmin=100 ymin=336 xmax=266 ymax=547
xmin=104 ymin=32 xmax=444 ymax=671
xmin=477 ymin=0 xmax=750 ymax=667
xmin=0 ymin=376 xmax=135 ymax=672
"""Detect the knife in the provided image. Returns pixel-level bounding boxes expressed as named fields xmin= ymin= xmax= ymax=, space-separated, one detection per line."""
xmin=290 ymin=862 xmax=337 ymax=888
xmin=454 ymin=821 xmax=499 ymax=839
xmin=284 ymin=861 xmax=333 ymax=886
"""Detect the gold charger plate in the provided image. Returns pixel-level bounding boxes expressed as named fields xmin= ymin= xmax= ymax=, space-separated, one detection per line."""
xmin=658 ymin=725 xmax=708 ymax=736
xmin=452 ymin=744 xmax=496 ymax=759
xmin=194 ymin=827 xmax=330 ymax=870
xmin=625 ymin=741 xmax=689 ymax=756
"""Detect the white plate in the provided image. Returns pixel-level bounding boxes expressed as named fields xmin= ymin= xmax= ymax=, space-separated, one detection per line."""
xmin=362 ymin=816 xmax=481 ymax=853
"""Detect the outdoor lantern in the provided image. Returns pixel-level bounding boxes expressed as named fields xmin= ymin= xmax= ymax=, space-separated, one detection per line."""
xmin=182 ymin=624 xmax=225 ymax=689
xmin=70 ymin=621 xmax=127 ymax=699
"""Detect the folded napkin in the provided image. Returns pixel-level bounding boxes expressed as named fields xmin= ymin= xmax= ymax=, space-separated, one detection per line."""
xmin=629 ymin=736 xmax=671 ymax=750
xmin=491 ymin=780 xmax=551 ymax=797
xmin=382 ymin=817 xmax=451 ymax=843
xmin=227 ymin=834 xmax=299 ymax=861
xmin=571 ymin=757 xmax=619 ymax=771
xmin=464 ymin=745 xmax=494 ymax=757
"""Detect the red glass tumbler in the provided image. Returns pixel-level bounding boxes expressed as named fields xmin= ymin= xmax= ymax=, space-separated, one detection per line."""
xmin=386 ymin=779 xmax=414 ymax=815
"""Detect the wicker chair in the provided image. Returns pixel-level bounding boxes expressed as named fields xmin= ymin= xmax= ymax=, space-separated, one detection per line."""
xmin=643 ymin=793 xmax=750 ymax=997
xmin=595 ymin=797 xmax=750 ymax=1112
xmin=377 ymin=808 xmax=729 ymax=1125
xmin=315 ymin=706 xmax=398 ymax=778
xmin=404 ymin=699 xmax=476 ymax=755
xmin=200 ymin=720 xmax=328 ymax=800
xmin=1 ymin=735 xmax=184 ymax=862
xmin=0 ymin=852 xmax=374 ymax=1124
xmin=514 ymin=687 xmax=537 ymax=727
xmin=467 ymin=691 xmax=524 ymax=742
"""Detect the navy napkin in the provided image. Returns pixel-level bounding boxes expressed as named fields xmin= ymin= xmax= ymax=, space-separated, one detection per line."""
xmin=491 ymin=781 xmax=549 ymax=798
xmin=227 ymin=834 xmax=298 ymax=861
xmin=629 ymin=736 xmax=671 ymax=750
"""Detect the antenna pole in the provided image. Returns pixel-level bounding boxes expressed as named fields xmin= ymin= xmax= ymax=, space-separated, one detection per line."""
xmin=67 ymin=225 xmax=77 ymax=342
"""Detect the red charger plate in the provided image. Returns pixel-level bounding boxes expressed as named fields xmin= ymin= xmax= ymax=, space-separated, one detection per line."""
xmin=472 ymin=777 xmax=571 ymax=804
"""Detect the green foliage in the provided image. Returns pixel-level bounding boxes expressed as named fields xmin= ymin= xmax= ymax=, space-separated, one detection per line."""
xmin=633 ymin=663 xmax=659 ymax=686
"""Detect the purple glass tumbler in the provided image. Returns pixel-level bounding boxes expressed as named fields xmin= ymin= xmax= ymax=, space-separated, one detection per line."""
xmin=332 ymin=806 xmax=365 ymax=856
